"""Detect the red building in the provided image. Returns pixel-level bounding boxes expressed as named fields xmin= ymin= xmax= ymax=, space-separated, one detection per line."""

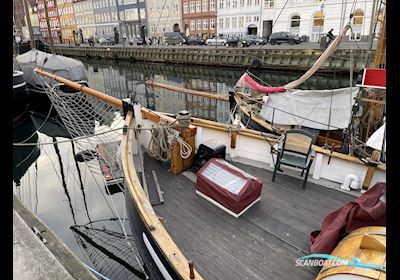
xmin=182 ymin=0 xmax=217 ymax=39
xmin=36 ymin=0 xmax=61 ymax=44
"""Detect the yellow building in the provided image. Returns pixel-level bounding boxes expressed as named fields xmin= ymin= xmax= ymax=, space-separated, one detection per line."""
xmin=57 ymin=0 xmax=76 ymax=43
xmin=22 ymin=5 xmax=41 ymax=40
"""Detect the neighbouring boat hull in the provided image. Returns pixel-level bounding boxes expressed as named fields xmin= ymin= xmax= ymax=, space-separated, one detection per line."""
xmin=125 ymin=188 xmax=180 ymax=280
xmin=239 ymin=109 xmax=270 ymax=133
xmin=13 ymin=70 xmax=31 ymax=124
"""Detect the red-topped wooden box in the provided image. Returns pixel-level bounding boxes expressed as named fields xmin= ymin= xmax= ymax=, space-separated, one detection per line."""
xmin=196 ymin=158 xmax=263 ymax=218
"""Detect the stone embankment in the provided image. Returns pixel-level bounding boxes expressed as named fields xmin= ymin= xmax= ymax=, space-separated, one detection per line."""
xmin=54 ymin=46 xmax=372 ymax=73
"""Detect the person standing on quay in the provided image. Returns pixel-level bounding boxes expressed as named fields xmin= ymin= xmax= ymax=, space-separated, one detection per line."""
xmin=57 ymin=30 xmax=62 ymax=44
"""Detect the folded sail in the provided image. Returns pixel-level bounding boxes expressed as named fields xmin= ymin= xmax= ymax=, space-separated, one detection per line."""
xmin=235 ymin=24 xmax=351 ymax=93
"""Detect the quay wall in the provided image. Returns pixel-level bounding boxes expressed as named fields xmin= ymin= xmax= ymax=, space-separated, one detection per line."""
xmin=53 ymin=46 xmax=372 ymax=73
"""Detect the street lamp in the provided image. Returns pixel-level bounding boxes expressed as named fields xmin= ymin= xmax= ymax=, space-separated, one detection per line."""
xmin=319 ymin=3 xmax=325 ymax=43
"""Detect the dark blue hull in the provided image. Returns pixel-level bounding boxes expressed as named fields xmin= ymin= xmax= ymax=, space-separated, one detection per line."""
xmin=125 ymin=188 xmax=181 ymax=280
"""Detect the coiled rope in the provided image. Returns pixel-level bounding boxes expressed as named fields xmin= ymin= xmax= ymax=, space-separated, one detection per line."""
xmin=149 ymin=120 xmax=193 ymax=161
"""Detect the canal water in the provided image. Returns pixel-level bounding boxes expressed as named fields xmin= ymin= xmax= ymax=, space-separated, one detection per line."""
xmin=13 ymin=59 xmax=351 ymax=280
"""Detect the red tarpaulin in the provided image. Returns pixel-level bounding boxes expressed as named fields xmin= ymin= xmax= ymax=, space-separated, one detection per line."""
xmin=310 ymin=182 xmax=386 ymax=254
xmin=196 ymin=158 xmax=262 ymax=217
xmin=358 ymin=68 xmax=386 ymax=89
xmin=236 ymin=73 xmax=286 ymax=93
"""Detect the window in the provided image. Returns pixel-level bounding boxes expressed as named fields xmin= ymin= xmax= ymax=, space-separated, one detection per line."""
xmin=247 ymin=0 xmax=252 ymax=6
xmin=239 ymin=16 xmax=244 ymax=27
xmin=353 ymin=9 xmax=364 ymax=25
xmin=246 ymin=16 xmax=251 ymax=22
xmin=184 ymin=3 xmax=188 ymax=14
xmin=190 ymin=20 xmax=195 ymax=30
xmin=219 ymin=0 xmax=224 ymax=9
xmin=218 ymin=18 xmax=223 ymax=28
xmin=226 ymin=0 xmax=230 ymax=8
xmin=240 ymin=0 xmax=244 ymax=6
xmin=203 ymin=0 xmax=208 ymax=11
xmin=290 ymin=15 xmax=300 ymax=27
xmin=313 ymin=11 xmax=324 ymax=26
xmin=203 ymin=19 xmax=208 ymax=30
xmin=255 ymin=0 xmax=260 ymax=5
xmin=196 ymin=1 xmax=201 ymax=12
xmin=232 ymin=17 xmax=237 ymax=27
xmin=225 ymin=17 xmax=230 ymax=28
xmin=197 ymin=19 xmax=202 ymax=30
xmin=264 ymin=0 xmax=274 ymax=8
xmin=190 ymin=2 xmax=195 ymax=13
xmin=254 ymin=16 xmax=259 ymax=22
xmin=210 ymin=0 xmax=215 ymax=11
xmin=174 ymin=4 xmax=179 ymax=13
xmin=210 ymin=18 xmax=215 ymax=29
xmin=232 ymin=0 xmax=237 ymax=8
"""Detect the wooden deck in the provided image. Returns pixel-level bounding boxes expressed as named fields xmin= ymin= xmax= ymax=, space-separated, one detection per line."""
xmin=142 ymin=153 xmax=354 ymax=280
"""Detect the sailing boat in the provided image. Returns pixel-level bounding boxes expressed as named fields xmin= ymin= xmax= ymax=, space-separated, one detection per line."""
xmin=33 ymin=67 xmax=386 ymax=280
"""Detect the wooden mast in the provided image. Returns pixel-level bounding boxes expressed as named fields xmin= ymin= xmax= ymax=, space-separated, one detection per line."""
xmin=373 ymin=6 xmax=386 ymax=68
xmin=22 ymin=0 xmax=35 ymax=49
xmin=43 ymin=0 xmax=54 ymax=53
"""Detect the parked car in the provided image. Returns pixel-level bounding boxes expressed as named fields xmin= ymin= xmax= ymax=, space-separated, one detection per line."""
xmin=163 ymin=32 xmax=188 ymax=45
xmin=206 ymin=37 xmax=227 ymax=46
xmin=225 ymin=36 xmax=250 ymax=47
xmin=242 ymin=35 xmax=268 ymax=45
xmin=187 ymin=36 xmax=206 ymax=45
xmin=268 ymin=32 xmax=302 ymax=45
xmin=99 ymin=37 xmax=114 ymax=45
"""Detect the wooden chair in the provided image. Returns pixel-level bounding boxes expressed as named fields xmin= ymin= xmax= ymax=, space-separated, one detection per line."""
xmin=272 ymin=129 xmax=316 ymax=189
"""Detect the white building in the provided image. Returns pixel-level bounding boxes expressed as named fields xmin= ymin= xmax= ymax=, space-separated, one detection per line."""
xmin=73 ymin=0 xmax=96 ymax=40
xmin=260 ymin=0 xmax=378 ymax=42
xmin=217 ymin=0 xmax=263 ymax=37
xmin=146 ymin=0 xmax=182 ymax=40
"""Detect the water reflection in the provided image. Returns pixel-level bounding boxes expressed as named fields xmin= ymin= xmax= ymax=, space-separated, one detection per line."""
xmin=13 ymin=106 xmax=144 ymax=280
xmin=13 ymin=117 xmax=41 ymax=187
xmin=81 ymin=59 xmax=351 ymax=123
xmin=71 ymin=219 xmax=146 ymax=280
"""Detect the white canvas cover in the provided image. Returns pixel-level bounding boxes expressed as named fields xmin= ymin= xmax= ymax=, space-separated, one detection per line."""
xmin=15 ymin=49 xmax=87 ymax=86
xmin=259 ymin=87 xmax=359 ymax=130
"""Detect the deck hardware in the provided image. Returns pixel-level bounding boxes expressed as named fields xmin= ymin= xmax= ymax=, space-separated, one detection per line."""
xmin=152 ymin=170 xmax=164 ymax=203
xmin=122 ymin=98 xmax=134 ymax=117
xmin=188 ymin=261 xmax=195 ymax=279
xmin=32 ymin=226 xmax=47 ymax=244
xmin=122 ymin=125 xmax=128 ymax=135
xmin=149 ymin=225 xmax=155 ymax=231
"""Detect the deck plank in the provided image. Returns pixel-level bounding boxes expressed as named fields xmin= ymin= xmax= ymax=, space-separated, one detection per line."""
xmin=143 ymin=154 xmax=354 ymax=279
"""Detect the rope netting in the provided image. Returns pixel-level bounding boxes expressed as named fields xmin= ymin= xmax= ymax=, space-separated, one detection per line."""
xmin=71 ymin=219 xmax=146 ymax=280
xmin=37 ymin=76 xmax=148 ymax=278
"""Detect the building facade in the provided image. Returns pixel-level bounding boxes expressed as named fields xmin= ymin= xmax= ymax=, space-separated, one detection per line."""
xmin=260 ymin=0 xmax=376 ymax=42
xmin=92 ymin=0 xmax=119 ymax=39
xmin=182 ymin=0 xmax=217 ymax=38
xmin=217 ymin=0 xmax=262 ymax=37
xmin=22 ymin=4 xmax=42 ymax=41
xmin=36 ymin=0 xmax=62 ymax=44
xmin=146 ymin=0 xmax=182 ymax=40
xmin=57 ymin=0 xmax=77 ymax=43
xmin=117 ymin=0 xmax=148 ymax=42
xmin=73 ymin=0 xmax=96 ymax=41
xmin=13 ymin=0 xmax=26 ymax=39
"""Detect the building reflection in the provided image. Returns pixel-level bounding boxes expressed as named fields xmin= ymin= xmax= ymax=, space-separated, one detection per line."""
xmin=82 ymin=59 xmax=350 ymax=124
